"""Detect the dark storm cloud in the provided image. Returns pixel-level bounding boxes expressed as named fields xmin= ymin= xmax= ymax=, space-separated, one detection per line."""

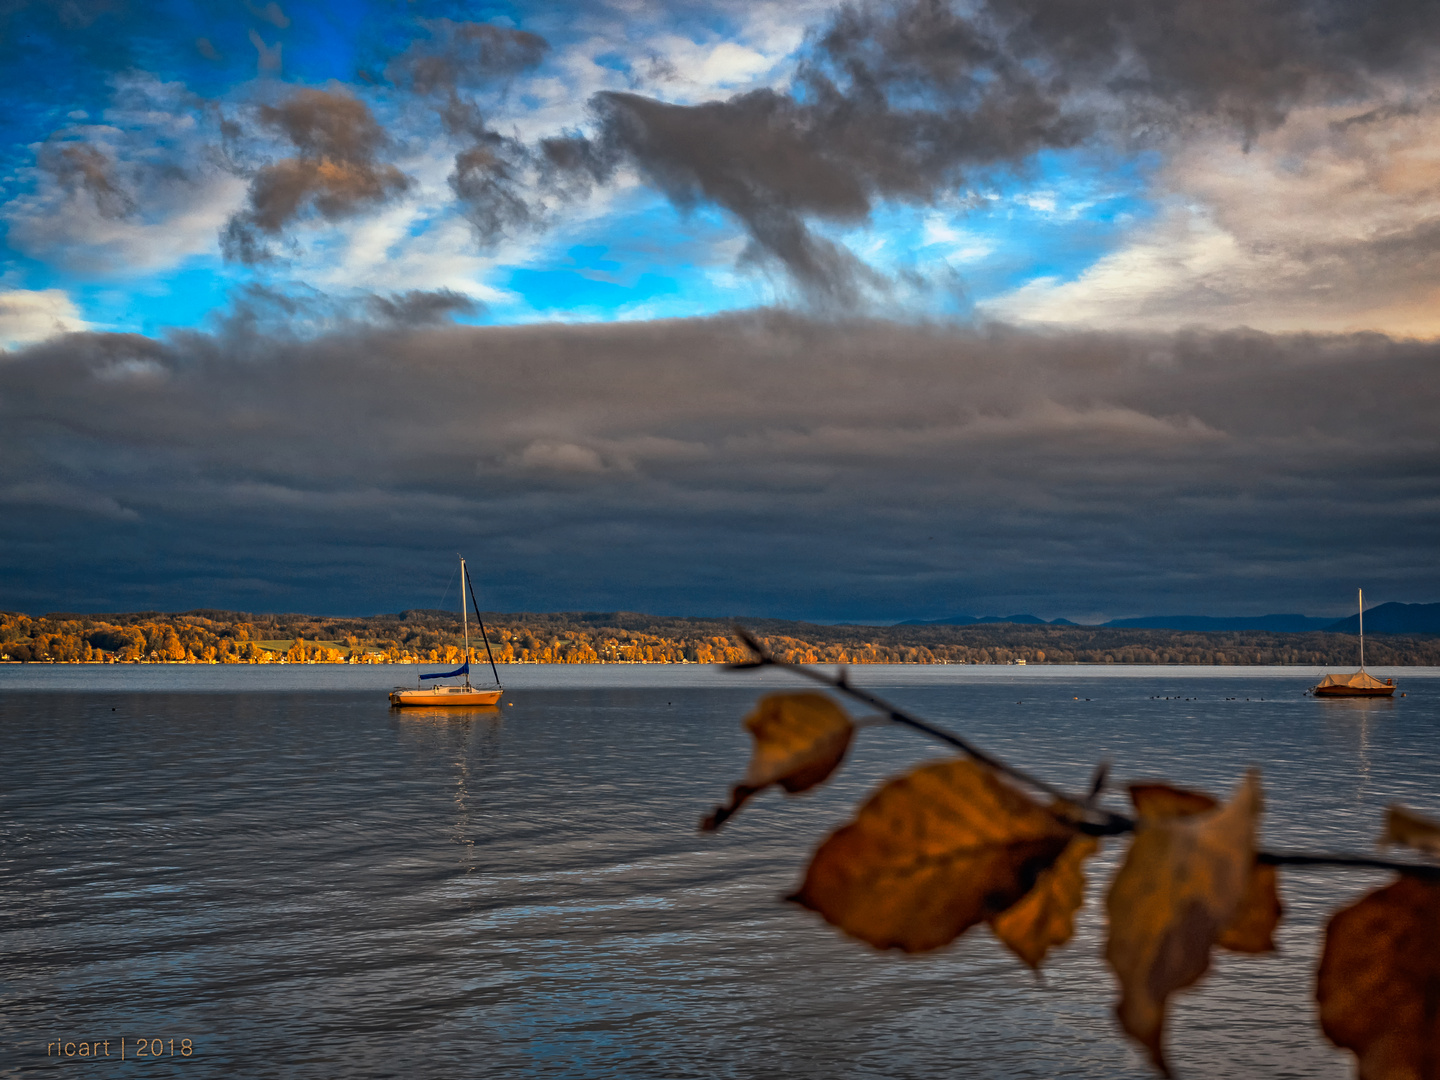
xmin=2 ymin=314 xmax=1437 ymax=618
xmin=221 ymin=87 xmax=410 ymax=263
xmin=550 ymin=0 xmax=1440 ymax=300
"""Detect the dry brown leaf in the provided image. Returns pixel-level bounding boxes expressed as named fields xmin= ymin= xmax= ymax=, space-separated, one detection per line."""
xmin=790 ymin=758 xmax=1074 ymax=953
xmin=1318 ymin=875 xmax=1440 ymax=1080
xmin=990 ymin=832 xmax=1100 ymax=969
xmin=1131 ymin=782 xmax=1282 ymax=954
xmin=1215 ymin=861 xmax=1282 ymax=953
xmin=701 ymin=693 xmax=854 ymax=831
xmin=1130 ymin=783 xmax=1219 ymax=818
xmin=1382 ymin=805 xmax=1440 ymax=858
xmin=1106 ymin=772 xmax=1262 ymax=1076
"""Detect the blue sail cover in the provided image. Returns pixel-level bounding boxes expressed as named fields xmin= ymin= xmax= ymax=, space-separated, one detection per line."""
xmin=419 ymin=661 xmax=469 ymax=680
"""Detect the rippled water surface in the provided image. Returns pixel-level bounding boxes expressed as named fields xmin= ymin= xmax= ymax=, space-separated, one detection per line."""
xmin=3 ymin=664 xmax=1437 ymax=1078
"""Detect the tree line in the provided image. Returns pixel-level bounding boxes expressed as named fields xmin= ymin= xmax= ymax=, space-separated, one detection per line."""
xmin=2 ymin=609 xmax=1437 ymax=665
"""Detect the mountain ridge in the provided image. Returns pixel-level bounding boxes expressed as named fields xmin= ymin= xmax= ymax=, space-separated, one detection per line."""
xmin=899 ymin=602 xmax=1440 ymax=635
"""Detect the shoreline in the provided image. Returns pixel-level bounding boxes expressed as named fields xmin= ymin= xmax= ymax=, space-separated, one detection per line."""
xmin=2 ymin=658 xmax=1434 ymax=668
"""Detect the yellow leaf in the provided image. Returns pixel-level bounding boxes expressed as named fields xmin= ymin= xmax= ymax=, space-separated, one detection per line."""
xmin=990 ymin=832 xmax=1099 ymax=969
xmin=1382 ymin=805 xmax=1440 ymax=858
xmin=1318 ymin=875 xmax=1440 ymax=1080
xmin=1131 ymin=782 xmax=1283 ymax=954
xmin=1105 ymin=772 xmax=1262 ymax=1076
xmin=701 ymin=693 xmax=854 ymax=831
xmin=791 ymin=758 xmax=1074 ymax=953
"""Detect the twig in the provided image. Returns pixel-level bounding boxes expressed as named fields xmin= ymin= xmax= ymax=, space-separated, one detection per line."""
xmin=730 ymin=627 xmax=1132 ymax=831
xmin=1258 ymin=852 xmax=1440 ymax=879
xmin=728 ymin=626 xmax=1440 ymax=878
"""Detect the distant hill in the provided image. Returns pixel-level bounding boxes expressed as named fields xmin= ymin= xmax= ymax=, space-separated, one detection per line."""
xmin=900 ymin=607 xmax=1440 ymax=634
xmin=1325 ymin=602 xmax=1440 ymax=635
xmin=900 ymin=613 xmax=1332 ymax=631
xmin=899 ymin=614 xmax=1077 ymax=626
xmin=1099 ymin=614 xmax=1336 ymax=633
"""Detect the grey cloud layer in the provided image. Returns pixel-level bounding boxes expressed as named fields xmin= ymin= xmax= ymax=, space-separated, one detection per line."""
xmin=2 ymin=314 xmax=1435 ymax=617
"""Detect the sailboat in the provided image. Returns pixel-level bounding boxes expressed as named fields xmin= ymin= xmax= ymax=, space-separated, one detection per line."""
xmin=389 ymin=555 xmax=503 ymax=707
xmin=1312 ymin=588 xmax=1396 ymax=698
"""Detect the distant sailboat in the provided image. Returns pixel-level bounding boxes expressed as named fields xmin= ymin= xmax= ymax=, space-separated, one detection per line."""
xmin=390 ymin=555 xmax=503 ymax=707
xmin=1312 ymin=589 xmax=1396 ymax=698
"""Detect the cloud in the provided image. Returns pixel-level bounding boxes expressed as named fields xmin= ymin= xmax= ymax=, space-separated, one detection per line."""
xmin=518 ymin=440 xmax=606 ymax=473
xmin=560 ymin=26 xmax=1084 ymax=304
xmin=386 ymin=19 xmax=549 ymax=95
xmin=387 ymin=20 xmax=551 ymax=247
xmin=222 ymin=87 xmax=410 ymax=262
xmin=540 ymin=0 xmax=1440 ymax=302
xmin=4 ymin=74 xmax=246 ymax=275
xmin=7 ymin=171 xmax=245 ymax=276
xmin=246 ymin=1 xmax=290 ymax=31
xmin=248 ymin=28 xmax=283 ymax=75
xmin=1 ymin=313 xmax=1436 ymax=617
xmin=984 ymin=99 xmax=1440 ymax=333
xmin=37 ymin=141 xmax=137 ymax=218
xmin=13 ymin=0 xmax=1439 ymax=323
xmin=444 ymin=103 xmax=539 ymax=246
xmin=0 ymin=482 xmax=138 ymax=520
xmin=363 ymin=288 xmax=481 ymax=326
xmin=0 ymin=289 xmax=91 ymax=349
xmin=215 ymin=282 xmax=480 ymax=337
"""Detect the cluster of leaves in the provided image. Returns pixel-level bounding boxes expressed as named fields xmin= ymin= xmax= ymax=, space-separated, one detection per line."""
xmin=704 ymin=679 xmax=1440 ymax=1077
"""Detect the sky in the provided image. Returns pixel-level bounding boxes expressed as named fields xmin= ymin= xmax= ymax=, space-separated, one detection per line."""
xmin=2 ymin=0 xmax=1438 ymax=621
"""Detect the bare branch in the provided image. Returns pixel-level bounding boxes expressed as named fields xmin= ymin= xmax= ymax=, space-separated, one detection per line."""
xmin=727 ymin=624 xmax=1440 ymax=879
xmin=730 ymin=624 xmax=1131 ymax=831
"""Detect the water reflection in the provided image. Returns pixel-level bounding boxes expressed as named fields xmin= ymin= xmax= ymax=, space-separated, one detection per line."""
xmin=393 ymin=705 xmax=503 ymax=719
xmin=1312 ymin=696 xmax=1394 ymax=800
xmin=1311 ymin=696 xmax=1397 ymax=714
xmin=394 ymin=709 xmax=504 ymax=874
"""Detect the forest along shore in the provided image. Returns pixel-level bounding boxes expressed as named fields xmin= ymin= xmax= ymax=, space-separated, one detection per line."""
xmin=3 ymin=610 xmax=1439 ymax=666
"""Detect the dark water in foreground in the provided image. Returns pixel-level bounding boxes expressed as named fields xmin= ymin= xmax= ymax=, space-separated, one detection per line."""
xmin=2 ymin=664 xmax=1437 ymax=1079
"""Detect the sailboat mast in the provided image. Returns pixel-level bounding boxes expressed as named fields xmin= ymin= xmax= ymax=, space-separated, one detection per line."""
xmin=461 ymin=555 xmax=471 ymax=687
xmin=464 ymin=569 xmax=502 ymax=688
xmin=1359 ymin=587 xmax=1364 ymax=670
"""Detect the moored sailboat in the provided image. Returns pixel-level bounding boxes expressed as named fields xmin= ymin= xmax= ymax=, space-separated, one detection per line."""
xmin=390 ymin=556 xmax=503 ymax=707
xmin=1312 ymin=589 xmax=1395 ymax=698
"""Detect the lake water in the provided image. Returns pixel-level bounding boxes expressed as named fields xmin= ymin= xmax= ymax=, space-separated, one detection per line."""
xmin=2 ymin=664 xmax=1437 ymax=1078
